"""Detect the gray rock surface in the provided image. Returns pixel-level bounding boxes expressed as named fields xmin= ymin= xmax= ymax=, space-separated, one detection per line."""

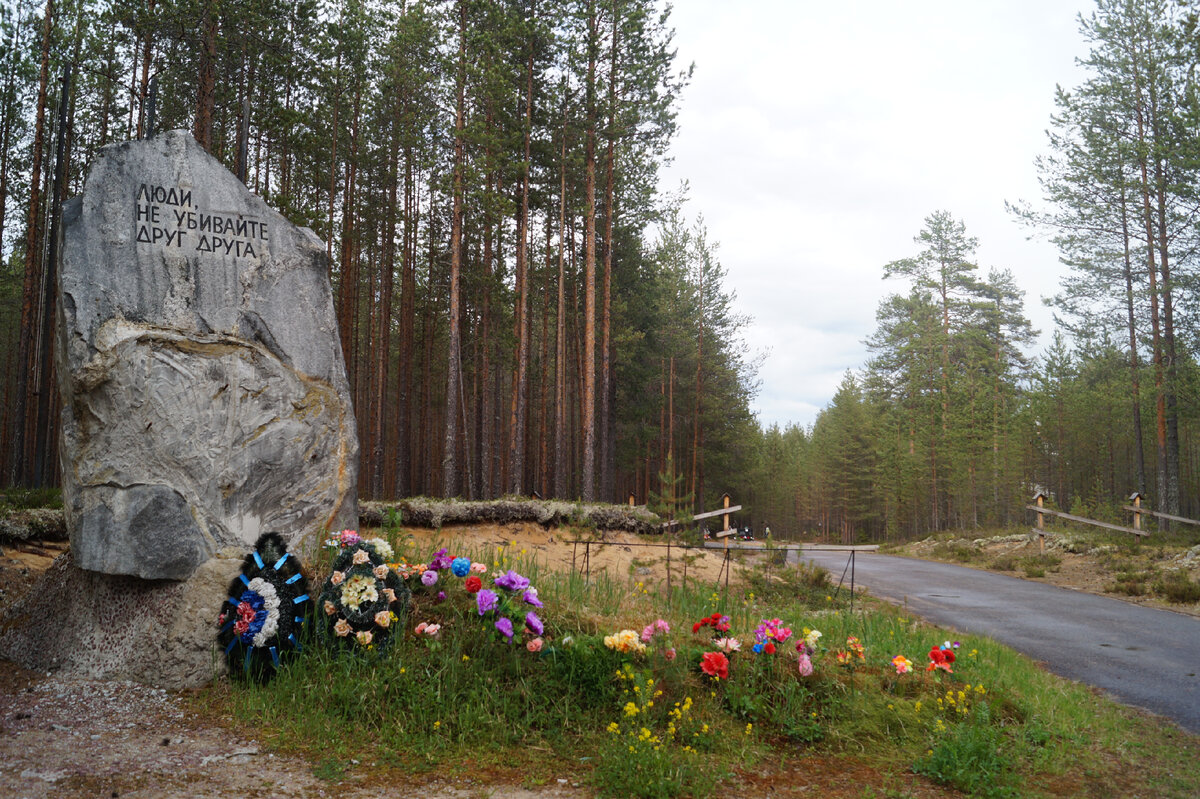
xmin=57 ymin=130 xmax=357 ymax=580
xmin=0 ymin=551 xmax=242 ymax=687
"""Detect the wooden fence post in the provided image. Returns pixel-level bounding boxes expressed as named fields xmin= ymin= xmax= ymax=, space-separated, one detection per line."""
xmin=1130 ymin=492 xmax=1142 ymax=533
xmin=1034 ymin=491 xmax=1046 ymax=552
xmin=721 ymin=492 xmax=731 ymax=534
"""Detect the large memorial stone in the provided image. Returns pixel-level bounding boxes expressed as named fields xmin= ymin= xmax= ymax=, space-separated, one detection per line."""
xmin=57 ymin=130 xmax=358 ymax=580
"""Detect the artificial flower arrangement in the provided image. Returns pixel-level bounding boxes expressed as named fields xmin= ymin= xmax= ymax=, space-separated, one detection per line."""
xmin=641 ymin=618 xmax=675 ymax=660
xmin=795 ymin=628 xmax=823 ymax=676
xmin=751 ymin=617 xmax=793 ymax=654
xmin=217 ymin=532 xmax=311 ymax=683
xmin=691 ymin=612 xmax=731 ymax=636
xmin=474 ymin=567 xmax=545 ymax=647
xmin=318 ymin=530 xmax=410 ymax=652
xmin=926 ymin=640 xmax=958 ymax=672
xmin=836 ymin=635 xmax=866 ymax=666
xmin=603 ymin=629 xmax=647 ymax=655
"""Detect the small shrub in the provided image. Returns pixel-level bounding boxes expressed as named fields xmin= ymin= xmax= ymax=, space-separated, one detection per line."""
xmin=913 ymin=704 xmax=1013 ymax=797
xmin=932 ymin=542 xmax=977 ymax=563
xmin=592 ymin=667 xmax=727 ymax=799
xmin=1108 ymin=578 xmax=1147 ymax=596
xmin=1019 ymin=554 xmax=1061 ymax=578
xmin=989 ymin=556 xmax=1018 ymax=571
xmin=1153 ymin=572 xmax=1200 ymax=604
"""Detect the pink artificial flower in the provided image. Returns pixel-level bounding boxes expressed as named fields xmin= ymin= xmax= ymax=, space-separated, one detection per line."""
xmin=352 ymin=549 xmax=371 ymax=565
xmin=415 ymin=622 xmax=428 ymax=635
xmin=338 ymin=529 xmax=361 ymax=546
xmin=527 ymin=637 xmax=544 ymax=653
xmin=797 ymin=651 xmax=813 ymax=677
xmin=470 ymin=562 xmax=488 ymax=574
xmin=373 ymin=565 xmax=389 ymax=579
xmin=323 ymin=600 xmax=337 ymax=616
xmin=375 ymin=611 xmax=392 ymax=628
xmin=334 ymin=619 xmax=352 ymax=637
xmin=356 ymin=630 xmax=373 ymax=646
xmin=424 ymin=624 xmax=441 ymax=636
xmin=664 ymin=647 xmax=677 ymax=661
xmin=330 ymin=570 xmax=345 ymax=586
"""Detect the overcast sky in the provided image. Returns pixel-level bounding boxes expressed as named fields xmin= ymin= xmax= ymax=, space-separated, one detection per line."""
xmin=657 ymin=0 xmax=1094 ymax=430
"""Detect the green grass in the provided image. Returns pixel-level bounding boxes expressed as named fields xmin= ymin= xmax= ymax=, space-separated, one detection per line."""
xmin=204 ymin=531 xmax=1200 ymax=798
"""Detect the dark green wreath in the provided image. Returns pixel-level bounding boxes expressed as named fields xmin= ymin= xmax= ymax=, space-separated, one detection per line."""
xmin=217 ymin=532 xmax=310 ymax=683
xmin=318 ymin=539 xmax=410 ymax=653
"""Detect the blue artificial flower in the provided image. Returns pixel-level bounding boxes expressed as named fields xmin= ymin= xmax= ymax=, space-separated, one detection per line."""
xmin=236 ymin=590 xmax=267 ymax=644
xmin=752 ymin=643 xmax=764 ymax=654
xmin=451 ymin=556 xmax=471 ymax=577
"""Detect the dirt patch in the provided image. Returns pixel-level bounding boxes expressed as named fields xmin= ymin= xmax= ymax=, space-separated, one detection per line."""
xmin=393 ymin=521 xmax=742 ymax=590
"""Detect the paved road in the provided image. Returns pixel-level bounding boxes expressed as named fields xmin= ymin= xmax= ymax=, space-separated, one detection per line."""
xmin=794 ymin=550 xmax=1200 ymax=734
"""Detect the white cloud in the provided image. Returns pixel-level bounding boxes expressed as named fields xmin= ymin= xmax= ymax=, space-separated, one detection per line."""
xmin=659 ymin=0 xmax=1091 ymax=428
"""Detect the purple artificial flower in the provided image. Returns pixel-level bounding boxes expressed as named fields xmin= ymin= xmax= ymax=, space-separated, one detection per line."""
xmin=495 ymin=617 xmax=514 ymax=640
xmin=494 ymin=569 xmax=531 ymax=592
xmin=476 ymin=588 xmax=499 ymax=615
xmin=525 ymin=611 xmax=544 ymax=636
xmin=429 ymin=548 xmax=453 ymax=571
xmin=421 ymin=569 xmax=438 ymax=586
xmin=435 ymin=591 xmax=447 ymax=604
xmin=522 ymin=587 xmax=543 ymax=608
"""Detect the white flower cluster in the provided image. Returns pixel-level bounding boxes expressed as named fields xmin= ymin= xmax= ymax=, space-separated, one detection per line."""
xmin=367 ymin=537 xmax=394 ymax=561
xmin=341 ymin=573 xmax=379 ymax=611
xmin=247 ymin=577 xmax=281 ymax=648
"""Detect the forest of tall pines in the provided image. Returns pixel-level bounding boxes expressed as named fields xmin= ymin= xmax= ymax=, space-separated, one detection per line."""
xmin=1 ymin=0 xmax=1199 ymax=543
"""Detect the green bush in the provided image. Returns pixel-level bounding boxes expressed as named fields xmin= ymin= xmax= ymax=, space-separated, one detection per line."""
xmin=913 ymin=704 xmax=1013 ymax=797
xmin=1153 ymin=571 xmax=1200 ymax=604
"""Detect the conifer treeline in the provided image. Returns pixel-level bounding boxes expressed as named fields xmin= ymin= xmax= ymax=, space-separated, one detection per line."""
xmin=0 ymin=0 xmax=761 ymax=509
xmin=4 ymin=0 xmax=1198 ymax=541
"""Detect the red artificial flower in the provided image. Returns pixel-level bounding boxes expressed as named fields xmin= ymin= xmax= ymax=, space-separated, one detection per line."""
xmin=927 ymin=647 xmax=952 ymax=673
xmin=464 ymin=575 xmax=483 ymax=594
xmin=944 ymin=649 xmax=956 ymax=664
xmin=764 ymin=642 xmax=776 ymax=655
xmin=715 ymin=621 xmax=730 ymax=633
xmin=710 ymin=612 xmax=721 ymax=622
xmin=700 ymin=651 xmax=730 ymax=680
xmin=693 ymin=622 xmax=703 ymax=633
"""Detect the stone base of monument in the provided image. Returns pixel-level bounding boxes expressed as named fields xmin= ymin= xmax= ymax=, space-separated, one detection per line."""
xmin=0 ymin=551 xmax=242 ymax=687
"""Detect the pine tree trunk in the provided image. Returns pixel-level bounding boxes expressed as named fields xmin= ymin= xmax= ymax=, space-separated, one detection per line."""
xmin=194 ymin=0 xmax=217 ymax=150
xmin=508 ymin=20 xmax=535 ymax=496
xmin=600 ymin=6 xmax=618 ymax=502
xmin=553 ymin=102 xmax=568 ymax=499
xmin=442 ymin=0 xmax=467 ymax=497
xmin=581 ymin=0 xmax=598 ymax=501
xmin=1118 ymin=182 xmax=1146 ymax=495
xmin=8 ymin=0 xmax=54 ymax=487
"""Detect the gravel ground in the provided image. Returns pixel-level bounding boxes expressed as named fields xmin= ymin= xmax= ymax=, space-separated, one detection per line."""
xmin=0 ymin=661 xmax=588 ymax=799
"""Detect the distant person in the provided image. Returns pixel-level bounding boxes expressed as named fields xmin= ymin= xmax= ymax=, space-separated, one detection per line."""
xmin=764 ymin=524 xmax=771 ymax=540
